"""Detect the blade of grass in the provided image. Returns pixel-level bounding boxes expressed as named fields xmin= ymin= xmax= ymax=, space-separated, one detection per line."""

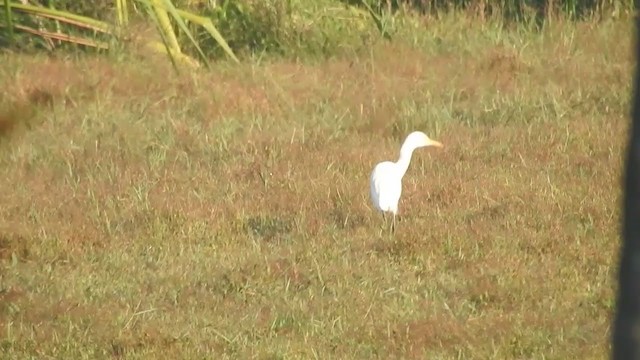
xmin=2 ymin=23 xmax=109 ymax=49
xmin=138 ymin=0 xmax=209 ymax=67
xmin=139 ymin=0 xmax=181 ymax=73
xmin=45 ymin=0 xmax=62 ymax=48
xmin=135 ymin=0 xmax=206 ymax=68
xmin=154 ymin=0 xmax=210 ymax=69
xmin=3 ymin=0 xmax=14 ymax=44
xmin=8 ymin=2 xmax=111 ymax=33
xmin=116 ymin=0 xmax=129 ymax=27
xmin=147 ymin=0 xmax=182 ymax=53
xmin=358 ymin=0 xmax=391 ymax=40
xmin=174 ymin=8 xmax=239 ymax=63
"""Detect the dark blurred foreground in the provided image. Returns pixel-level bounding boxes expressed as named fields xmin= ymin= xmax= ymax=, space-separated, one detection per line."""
xmin=613 ymin=8 xmax=640 ymax=360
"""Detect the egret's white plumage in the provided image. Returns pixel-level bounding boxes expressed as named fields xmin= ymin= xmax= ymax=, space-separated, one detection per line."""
xmin=369 ymin=131 xmax=443 ymax=232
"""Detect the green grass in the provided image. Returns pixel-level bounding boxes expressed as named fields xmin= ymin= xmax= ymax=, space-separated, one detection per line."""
xmin=0 ymin=10 xmax=630 ymax=359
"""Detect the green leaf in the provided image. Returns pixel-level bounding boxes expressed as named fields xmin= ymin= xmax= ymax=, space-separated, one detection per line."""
xmin=175 ymin=8 xmax=239 ymax=63
xmin=8 ymin=2 xmax=112 ymax=33
xmin=358 ymin=0 xmax=391 ymax=40
xmin=146 ymin=0 xmax=210 ymax=69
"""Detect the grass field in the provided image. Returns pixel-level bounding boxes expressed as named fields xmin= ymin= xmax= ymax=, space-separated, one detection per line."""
xmin=0 ymin=10 xmax=632 ymax=359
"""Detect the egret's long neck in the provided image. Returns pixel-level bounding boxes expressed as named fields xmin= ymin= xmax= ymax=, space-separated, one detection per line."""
xmin=395 ymin=145 xmax=417 ymax=179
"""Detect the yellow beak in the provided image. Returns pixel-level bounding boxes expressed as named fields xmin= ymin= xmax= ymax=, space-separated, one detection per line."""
xmin=430 ymin=140 xmax=444 ymax=148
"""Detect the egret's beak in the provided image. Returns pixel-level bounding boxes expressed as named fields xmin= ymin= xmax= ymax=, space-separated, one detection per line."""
xmin=430 ymin=140 xmax=444 ymax=148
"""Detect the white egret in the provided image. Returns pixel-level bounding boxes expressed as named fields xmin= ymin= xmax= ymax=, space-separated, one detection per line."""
xmin=369 ymin=131 xmax=444 ymax=233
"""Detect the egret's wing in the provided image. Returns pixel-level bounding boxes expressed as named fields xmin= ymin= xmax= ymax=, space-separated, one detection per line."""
xmin=370 ymin=162 xmax=401 ymax=213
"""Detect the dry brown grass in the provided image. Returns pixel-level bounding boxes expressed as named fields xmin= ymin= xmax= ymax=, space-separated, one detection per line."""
xmin=0 ymin=13 xmax=631 ymax=359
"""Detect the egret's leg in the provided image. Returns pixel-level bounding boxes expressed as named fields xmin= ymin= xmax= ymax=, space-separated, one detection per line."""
xmin=391 ymin=213 xmax=396 ymax=234
xmin=378 ymin=212 xmax=387 ymax=236
xmin=380 ymin=211 xmax=389 ymax=236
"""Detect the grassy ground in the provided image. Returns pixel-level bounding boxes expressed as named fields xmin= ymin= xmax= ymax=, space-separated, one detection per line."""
xmin=0 ymin=11 xmax=631 ymax=359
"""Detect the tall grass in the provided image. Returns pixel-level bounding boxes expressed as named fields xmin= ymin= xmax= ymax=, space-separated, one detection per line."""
xmin=0 ymin=0 xmax=635 ymax=67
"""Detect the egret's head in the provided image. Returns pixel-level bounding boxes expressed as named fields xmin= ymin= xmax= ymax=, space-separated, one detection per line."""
xmin=403 ymin=131 xmax=443 ymax=150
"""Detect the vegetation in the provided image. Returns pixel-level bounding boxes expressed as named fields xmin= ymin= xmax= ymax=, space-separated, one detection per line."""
xmin=0 ymin=0 xmax=634 ymax=64
xmin=0 ymin=0 xmax=632 ymax=358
